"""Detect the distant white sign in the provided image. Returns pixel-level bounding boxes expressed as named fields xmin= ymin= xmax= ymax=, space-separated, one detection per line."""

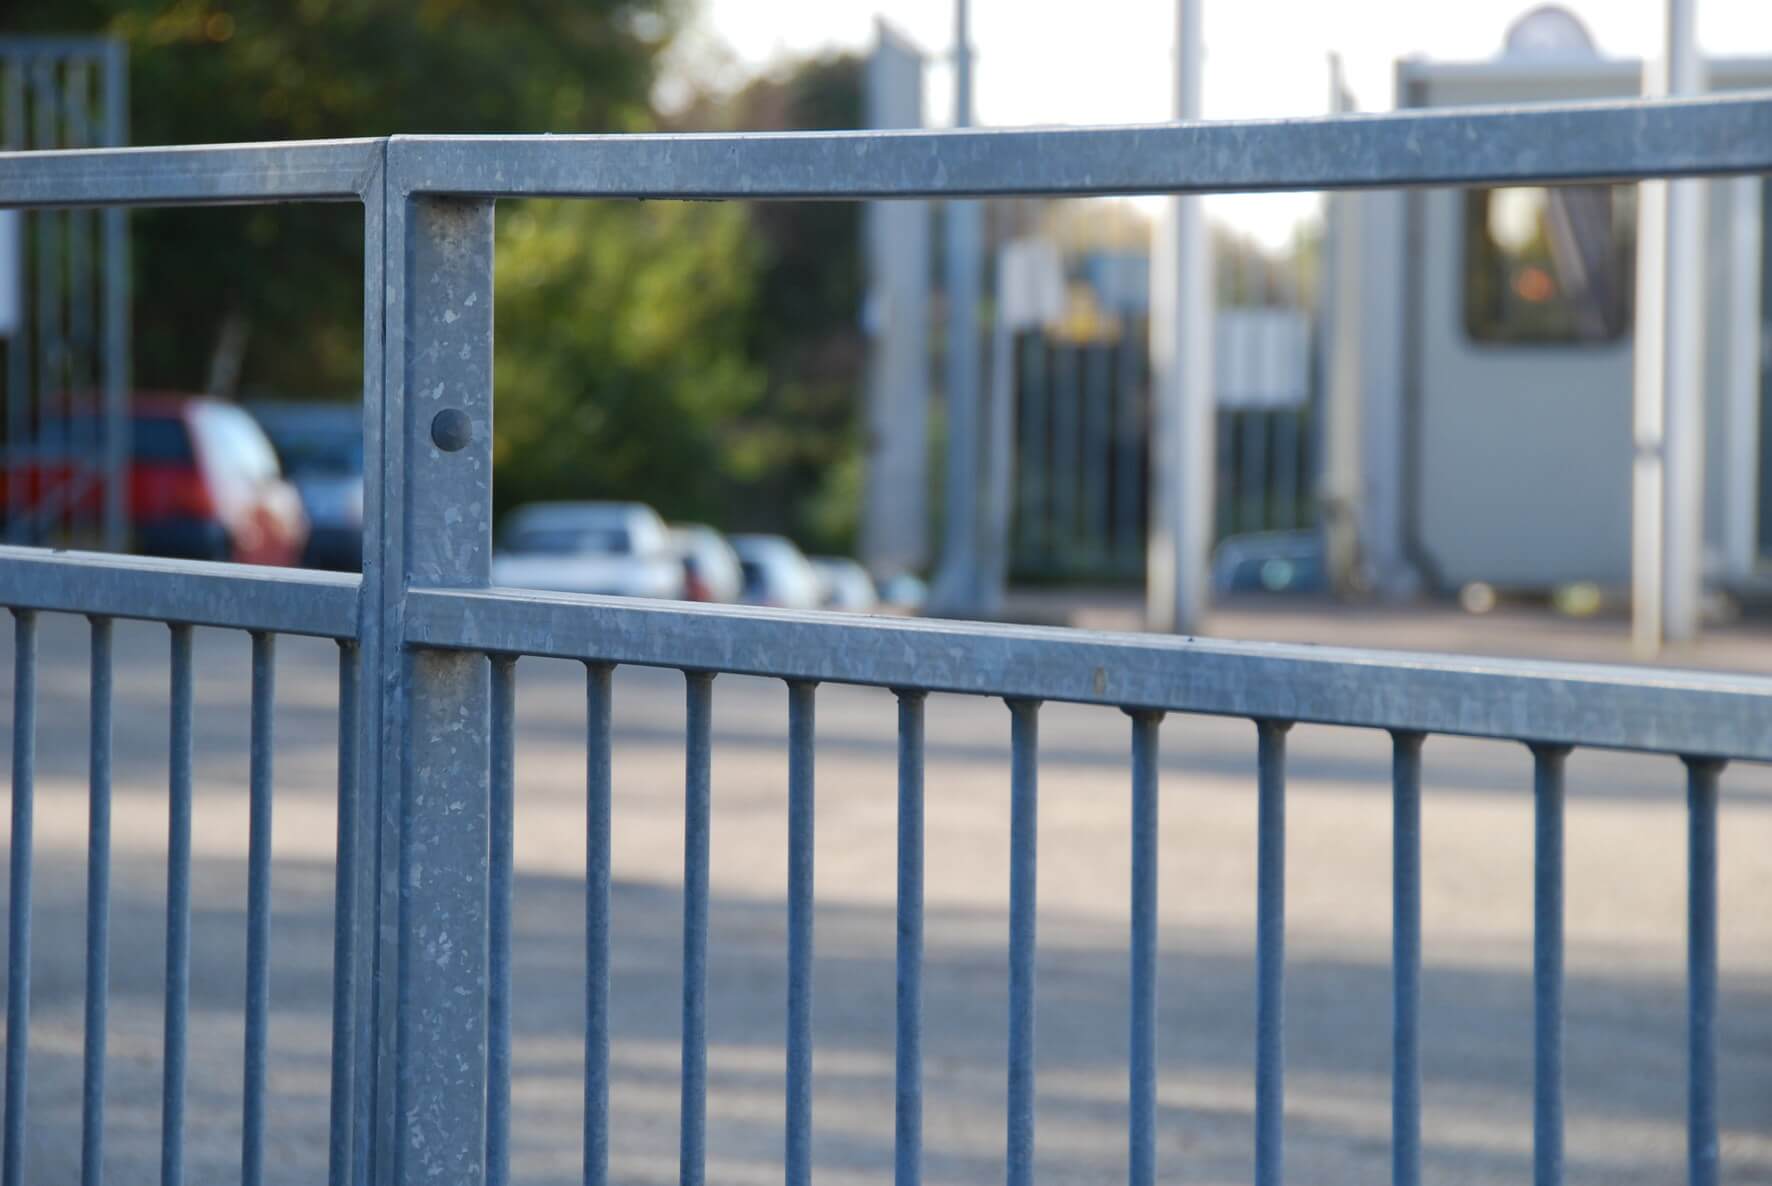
xmin=1215 ymin=308 xmax=1311 ymax=410
xmin=0 ymin=210 xmax=19 ymax=337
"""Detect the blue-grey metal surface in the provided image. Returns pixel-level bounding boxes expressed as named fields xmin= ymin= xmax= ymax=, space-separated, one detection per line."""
xmin=243 ymin=632 xmax=275 ymax=1186
xmin=680 ymin=671 xmax=714 ymax=1186
xmin=0 ymin=95 xmax=1766 ymax=1186
xmin=584 ymin=663 xmax=613 ymax=1186
xmin=82 ymin=616 xmax=111 ymax=1186
xmin=895 ymin=690 xmax=926 ymax=1186
xmin=1532 ymin=746 xmax=1569 ymax=1186
xmin=785 ymin=681 xmax=816 ymax=1186
xmin=0 ymin=546 xmax=360 ymax=637
xmin=0 ymin=138 xmax=379 ymax=207
xmin=1254 ymin=720 xmax=1290 ymax=1186
xmin=1686 ymin=758 xmax=1722 ymax=1186
xmin=1006 ymin=699 xmax=1039 ymax=1186
xmin=326 ymin=643 xmax=361 ymax=1186
xmin=1126 ymin=711 xmax=1160 ymax=1186
xmin=487 ymin=655 xmax=516 ymax=1186
xmin=390 ymin=194 xmax=495 ymax=1186
xmin=162 ymin=623 xmax=192 ymax=1186
xmin=403 ymin=586 xmax=1772 ymax=761
xmin=3 ymin=611 xmax=34 ymax=1186
xmin=388 ymin=94 xmax=1772 ymax=199
xmin=1390 ymin=731 xmax=1424 ymax=1186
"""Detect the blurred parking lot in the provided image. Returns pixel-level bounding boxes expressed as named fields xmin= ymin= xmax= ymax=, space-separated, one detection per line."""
xmin=1 ymin=612 xmax=1767 ymax=1185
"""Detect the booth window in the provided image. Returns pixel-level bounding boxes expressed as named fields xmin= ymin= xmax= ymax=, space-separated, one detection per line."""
xmin=1464 ymin=185 xmax=1635 ymax=343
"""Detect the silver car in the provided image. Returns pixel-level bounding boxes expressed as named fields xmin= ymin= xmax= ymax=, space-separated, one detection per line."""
xmin=492 ymin=501 xmax=685 ymax=599
xmin=730 ymin=533 xmax=822 ymax=610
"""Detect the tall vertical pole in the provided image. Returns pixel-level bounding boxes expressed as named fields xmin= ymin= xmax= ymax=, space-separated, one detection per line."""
xmin=100 ymin=41 xmax=129 ymax=553
xmin=1320 ymin=56 xmax=1363 ymax=594
xmin=931 ymin=0 xmax=985 ymax=616
xmin=1634 ymin=0 xmax=1705 ymax=652
xmin=1147 ymin=0 xmax=1213 ymax=632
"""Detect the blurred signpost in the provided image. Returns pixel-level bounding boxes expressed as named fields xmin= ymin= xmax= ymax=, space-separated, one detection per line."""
xmin=1632 ymin=0 xmax=1705 ymax=653
xmin=1146 ymin=0 xmax=1214 ymax=632
xmin=861 ymin=22 xmax=932 ymax=585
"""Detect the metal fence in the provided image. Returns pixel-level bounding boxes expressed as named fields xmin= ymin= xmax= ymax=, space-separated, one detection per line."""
xmin=0 ymin=38 xmax=129 ymax=551
xmin=1012 ymin=311 xmax=1316 ymax=581
xmin=2 ymin=94 xmax=1771 ymax=1186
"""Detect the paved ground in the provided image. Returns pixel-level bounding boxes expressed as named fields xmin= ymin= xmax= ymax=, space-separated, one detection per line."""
xmin=1 ymin=607 xmax=1769 ymax=1184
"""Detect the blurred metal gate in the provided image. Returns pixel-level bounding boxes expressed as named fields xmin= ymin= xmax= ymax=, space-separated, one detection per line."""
xmin=0 ymin=38 xmax=129 ymax=552
xmin=1 ymin=95 xmax=1770 ymax=1186
xmin=1013 ymin=309 xmax=1316 ymax=581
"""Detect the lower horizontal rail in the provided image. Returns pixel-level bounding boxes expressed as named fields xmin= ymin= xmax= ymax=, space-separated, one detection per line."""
xmin=402 ymin=587 xmax=1772 ymax=762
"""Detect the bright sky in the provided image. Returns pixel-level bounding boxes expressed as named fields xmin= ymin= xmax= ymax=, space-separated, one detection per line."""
xmin=664 ymin=0 xmax=1772 ymax=244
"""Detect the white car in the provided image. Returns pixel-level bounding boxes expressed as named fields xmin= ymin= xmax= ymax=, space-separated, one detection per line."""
xmin=730 ymin=534 xmax=823 ymax=609
xmin=492 ymin=501 xmax=685 ymax=599
xmin=669 ymin=523 xmax=744 ymax=603
xmin=809 ymin=556 xmax=879 ymax=612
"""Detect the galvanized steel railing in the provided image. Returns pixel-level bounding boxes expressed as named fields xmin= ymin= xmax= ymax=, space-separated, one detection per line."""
xmin=1 ymin=93 xmax=1770 ymax=1186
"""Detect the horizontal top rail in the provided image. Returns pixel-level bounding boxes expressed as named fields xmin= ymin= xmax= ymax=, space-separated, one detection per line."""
xmin=1 ymin=94 xmax=1764 ymax=208
xmin=405 ymin=586 xmax=1772 ymax=762
xmin=0 ymin=546 xmax=359 ymax=637
xmin=0 ymin=139 xmax=380 ymax=208
xmin=389 ymin=93 xmax=1772 ymax=199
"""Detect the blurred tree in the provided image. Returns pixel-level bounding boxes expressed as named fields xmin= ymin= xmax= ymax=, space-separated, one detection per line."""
xmin=6 ymin=0 xmax=682 ymax=394
xmin=672 ymin=52 xmax=868 ymax=549
xmin=492 ymin=198 xmax=763 ymax=519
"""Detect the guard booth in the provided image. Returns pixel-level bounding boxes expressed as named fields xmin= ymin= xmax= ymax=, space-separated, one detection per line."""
xmin=1345 ymin=11 xmax=1771 ymax=597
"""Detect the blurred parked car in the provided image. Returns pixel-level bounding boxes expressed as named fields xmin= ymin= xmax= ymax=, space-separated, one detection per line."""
xmin=0 ymin=394 xmax=308 ymax=565
xmin=810 ymin=556 xmax=878 ymax=612
xmin=492 ymin=501 xmax=684 ymax=599
xmin=670 ymin=523 xmax=743 ymax=603
xmin=878 ymin=572 xmax=928 ymax=613
xmin=730 ymin=534 xmax=822 ymax=609
xmin=247 ymin=400 xmax=364 ymax=570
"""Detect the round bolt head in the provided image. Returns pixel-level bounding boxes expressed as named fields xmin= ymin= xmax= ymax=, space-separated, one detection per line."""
xmin=430 ymin=408 xmax=473 ymax=452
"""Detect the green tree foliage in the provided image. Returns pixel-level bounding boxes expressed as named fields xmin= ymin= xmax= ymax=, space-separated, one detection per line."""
xmin=6 ymin=5 xmax=871 ymax=547
xmin=493 ymin=198 xmax=763 ymax=519
xmin=6 ymin=0 xmax=679 ymax=393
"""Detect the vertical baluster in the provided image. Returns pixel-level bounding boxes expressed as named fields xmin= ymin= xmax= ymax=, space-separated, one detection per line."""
xmin=326 ymin=643 xmax=359 ymax=1186
xmin=83 ymin=616 xmax=113 ymax=1186
xmin=486 ymin=655 xmax=516 ymax=1186
xmin=1254 ymin=720 xmax=1291 ymax=1186
xmin=785 ymin=681 xmax=817 ymax=1186
xmin=1006 ymin=700 xmax=1040 ymax=1186
xmin=1391 ymin=731 xmax=1424 ymax=1186
xmin=162 ymin=623 xmax=193 ymax=1186
xmin=241 ymin=633 xmax=274 ymax=1186
xmin=1531 ymin=744 xmax=1569 ymax=1186
xmin=1127 ymin=710 xmax=1162 ymax=1186
xmin=895 ymin=690 xmax=927 ymax=1186
xmin=584 ymin=663 xmax=613 ymax=1186
xmin=680 ymin=672 xmax=714 ymax=1186
xmin=3 ymin=610 xmax=37 ymax=1186
xmin=1685 ymin=757 xmax=1722 ymax=1186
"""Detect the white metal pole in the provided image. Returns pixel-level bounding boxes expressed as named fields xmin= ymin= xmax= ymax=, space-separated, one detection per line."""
xmin=931 ymin=0 xmax=985 ymax=615
xmin=1635 ymin=0 xmax=1705 ymax=654
xmin=1320 ymin=55 xmax=1363 ymax=593
xmin=1146 ymin=0 xmax=1213 ymax=632
xmin=1722 ymin=177 xmax=1763 ymax=581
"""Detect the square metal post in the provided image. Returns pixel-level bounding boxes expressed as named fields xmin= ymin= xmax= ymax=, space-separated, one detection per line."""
xmin=375 ymin=183 xmax=498 ymax=1186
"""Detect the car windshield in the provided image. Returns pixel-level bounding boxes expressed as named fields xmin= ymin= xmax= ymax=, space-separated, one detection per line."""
xmin=254 ymin=413 xmax=363 ymax=477
xmin=507 ymin=525 xmax=631 ymax=556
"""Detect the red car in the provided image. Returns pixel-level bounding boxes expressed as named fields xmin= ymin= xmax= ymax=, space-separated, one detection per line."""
xmin=0 ymin=394 xmax=309 ymax=566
